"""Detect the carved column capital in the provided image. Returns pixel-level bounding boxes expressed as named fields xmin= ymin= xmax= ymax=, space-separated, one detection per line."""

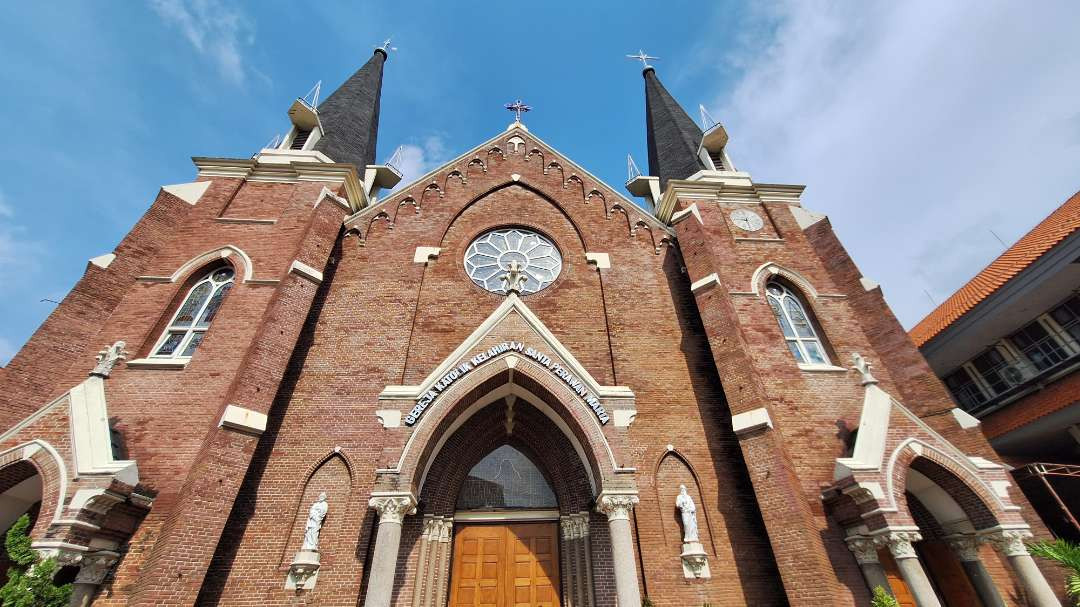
xmin=596 ymin=493 xmax=639 ymax=521
xmin=845 ymin=536 xmax=881 ymax=565
xmin=882 ymin=530 xmax=922 ymax=560
xmin=983 ymin=528 xmax=1033 ymax=557
xmin=944 ymin=534 xmax=982 ymax=562
xmin=368 ymin=493 xmax=417 ymax=525
xmin=74 ymin=551 xmax=120 ymax=585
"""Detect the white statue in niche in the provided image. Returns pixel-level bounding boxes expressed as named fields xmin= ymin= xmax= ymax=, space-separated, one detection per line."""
xmin=302 ymin=493 xmax=329 ymax=551
xmin=675 ymin=485 xmax=699 ymax=543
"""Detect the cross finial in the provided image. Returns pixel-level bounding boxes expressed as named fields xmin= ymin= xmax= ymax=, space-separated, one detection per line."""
xmin=377 ymin=37 xmax=397 ymax=53
xmin=504 ymin=99 xmax=532 ymax=123
xmin=626 ymin=49 xmax=659 ymax=69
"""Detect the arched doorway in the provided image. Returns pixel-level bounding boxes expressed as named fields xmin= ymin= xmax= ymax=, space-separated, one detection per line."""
xmin=0 ymin=460 xmax=43 ymax=586
xmin=415 ymin=393 xmax=604 ymax=607
xmin=881 ymin=459 xmax=1007 ymax=607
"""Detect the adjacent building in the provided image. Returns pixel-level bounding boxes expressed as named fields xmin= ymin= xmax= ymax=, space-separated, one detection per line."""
xmin=0 ymin=48 xmax=1066 ymax=606
xmin=912 ymin=192 xmax=1080 ymax=543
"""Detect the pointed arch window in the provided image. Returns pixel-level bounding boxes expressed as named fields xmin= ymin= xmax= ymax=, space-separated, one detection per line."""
xmin=151 ymin=267 xmax=235 ymax=359
xmin=456 ymin=445 xmax=556 ymax=510
xmin=766 ymin=281 xmax=829 ymax=365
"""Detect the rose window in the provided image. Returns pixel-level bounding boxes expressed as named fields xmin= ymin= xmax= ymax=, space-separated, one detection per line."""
xmin=464 ymin=228 xmax=562 ymax=295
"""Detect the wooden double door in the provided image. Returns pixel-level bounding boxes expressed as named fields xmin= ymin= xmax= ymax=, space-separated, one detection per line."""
xmin=449 ymin=523 xmax=561 ymax=607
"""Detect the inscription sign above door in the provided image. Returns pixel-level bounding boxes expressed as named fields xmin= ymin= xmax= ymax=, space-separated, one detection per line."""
xmin=404 ymin=341 xmax=610 ymax=426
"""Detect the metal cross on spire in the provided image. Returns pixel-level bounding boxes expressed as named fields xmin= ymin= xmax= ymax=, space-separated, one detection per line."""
xmin=377 ymin=37 xmax=397 ymax=53
xmin=504 ymin=99 xmax=532 ymax=123
xmin=626 ymin=49 xmax=659 ymax=69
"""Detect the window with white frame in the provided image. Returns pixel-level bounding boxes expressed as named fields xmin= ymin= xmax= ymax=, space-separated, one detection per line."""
xmin=1010 ymin=319 xmax=1069 ymax=371
xmin=151 ymin=267 xmax=234 ymax=359
xmin=943 ymin=367 xmax=988 ymax=411
xmin=765 ymin=281 xmax=829 ymax=365
xmin=1049 ymin=295 xmax=1080 ymax=348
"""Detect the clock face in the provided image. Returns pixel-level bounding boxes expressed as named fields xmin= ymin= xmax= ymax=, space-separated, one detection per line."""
xmin=730 ymin=209 xmax=764 ymax=232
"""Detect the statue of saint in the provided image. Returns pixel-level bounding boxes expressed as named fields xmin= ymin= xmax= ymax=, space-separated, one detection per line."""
xmin=675 ymin=485 xmax=699 ymax=543
xmin=302 ymin=492 xmax=329 ymax=551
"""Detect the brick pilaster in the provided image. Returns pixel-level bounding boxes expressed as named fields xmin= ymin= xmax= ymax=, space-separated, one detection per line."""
xmin=673 ymin=205 xmax=843 ymax=605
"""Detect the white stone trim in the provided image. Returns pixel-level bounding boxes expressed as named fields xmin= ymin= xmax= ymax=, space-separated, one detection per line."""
xmin=378 ymin=293 xmax=633 ymax=402
xmin=690 ymin=273 xmax=721 ymax=293
xmin=951 ymin=408 xmax=981 ymax=429
xmin=731 ymin=407 xmax=773 ymax=435
xmin=585 ymin=252 xmax=611 ymax=269
xmin=0 ymin=441 xmax=69 ymax=528
xmin=218 ymin=404 xmax=267 ymax=435
xmin=789 ymin=205 xmax=826 ymax=229
xmin=313 ymin=186 xmax=350 ymax=212
xmin=671 ymin=203 xmax=703 ymax=226
xmin=162 ymin=181 xmax=211 ymax=205
xmin=749 ymin=262 xmax=820 ymax=298
xmin=289 ymin=260 xmax=323 ymax=284
xmin=859 ymin=277 xmax=880 ymax=292
xmin=146 ymin=245 xmax=255 ymax=284
xmin=125 ymin=358 xmax=189 ymax=370
xmin=414 ymin=382 xmax=603 ymax=496
xmin=834 ymin=384 xmax=893 ymax=479
xmin=88 ymin=253 xmax=115 ymax=269
xmin=612 ymin=409 xmax=637 ymax=427
xmin=194 ymin=156 xmax=364 ymax=211
xmin=798 ymin=363 xmax=848 ymax=373
xmin=348 ymin=126 xmax=673 ymax=236
xmin=68 ymin=376 xmax=139 ymax=485
xmin=375 ymin=410 xmax=401 ymax=428
xmin=413 ymin=247 xmax=441 ymax=265
xmin=454 ymin=509 xmax=560 ymax=522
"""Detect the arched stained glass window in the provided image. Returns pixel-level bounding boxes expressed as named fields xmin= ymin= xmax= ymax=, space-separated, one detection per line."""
xmin=456 ymin=445 xmax=556 ymax=510
xmin=766 ymin=281 xmax=829 ymax=365
xmin=152 ymin=267 xmax=235 ymax=359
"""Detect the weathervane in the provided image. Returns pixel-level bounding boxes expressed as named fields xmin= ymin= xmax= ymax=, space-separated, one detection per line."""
xmin=626 ymin=49 xmax=659 ymax=69
xmin=504 ymin=99 xmax=532 ymax=123
xmin=377 ymin=37 xmax=397 ymax=53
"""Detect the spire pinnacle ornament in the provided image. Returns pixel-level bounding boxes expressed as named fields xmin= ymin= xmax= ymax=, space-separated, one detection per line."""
xmin=626 ymin=49 xmax=659 ymax=69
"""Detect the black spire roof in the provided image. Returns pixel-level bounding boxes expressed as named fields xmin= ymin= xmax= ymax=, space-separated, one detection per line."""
xmin=643 ymin=67 xmax=704 ymax=189
xmin=313 ymin=48 xmax=386 ymax=168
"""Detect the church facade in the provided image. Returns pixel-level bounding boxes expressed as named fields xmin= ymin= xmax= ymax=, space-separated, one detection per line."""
xmin=0 ymin=48 xmax=1066 ymax=606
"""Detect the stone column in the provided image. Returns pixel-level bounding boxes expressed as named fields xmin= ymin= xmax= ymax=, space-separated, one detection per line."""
xmin=69 ymin=551 xmax=119 ymax=607
xmin=884 ymin=531 xmax=942 ymax=607
xmin=985 ymin=529 xmax=1061 ymax=607
xmin=845 ymin=535 xmax=892 ymax=597
xmin=944 ymin=534 xmax=1005 ymax=607
xmin=365 ymin=493 xmax=417 ymax=607
xmin=597 ymin=493 xmax=641 ymax=607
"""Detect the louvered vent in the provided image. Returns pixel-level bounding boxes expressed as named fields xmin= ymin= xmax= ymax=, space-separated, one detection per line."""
xmin=709 ymin=149 xmax=725 ymax=171
xmin=290 ymin=129 xmax=312 ymax=150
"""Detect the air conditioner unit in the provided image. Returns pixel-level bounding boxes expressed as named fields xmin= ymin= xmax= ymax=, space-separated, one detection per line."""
xmin=1001 ymin=364 xmax=1025 ymax=384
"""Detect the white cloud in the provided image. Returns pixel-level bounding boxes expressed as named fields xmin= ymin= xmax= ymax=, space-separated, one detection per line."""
xmin=149 ymin=0 xmax=255 ymax=84
xmin=389 ymin=136 xmax=450 ymax=192
xmin=707 ymin=1 xmax=1080 ymax=327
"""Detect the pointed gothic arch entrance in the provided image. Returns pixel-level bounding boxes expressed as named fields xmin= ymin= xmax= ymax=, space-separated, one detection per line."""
xmin=413 ymin=391 xmax=602 ymax=607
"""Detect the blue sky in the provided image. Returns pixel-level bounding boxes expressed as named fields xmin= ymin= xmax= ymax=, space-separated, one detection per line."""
xmin=1 ymin=1 xmax=1079 ymax=365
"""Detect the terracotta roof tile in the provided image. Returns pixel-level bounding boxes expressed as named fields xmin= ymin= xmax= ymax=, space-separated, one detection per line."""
xmin=910 ymin=190 xmax=1080 ymax=347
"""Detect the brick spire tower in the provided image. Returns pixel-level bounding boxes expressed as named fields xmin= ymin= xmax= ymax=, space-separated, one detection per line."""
xmin=312 ymin=47 xmax=387 ymax=168
xmin=643 ymin=64 xmax=705 ymax=189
